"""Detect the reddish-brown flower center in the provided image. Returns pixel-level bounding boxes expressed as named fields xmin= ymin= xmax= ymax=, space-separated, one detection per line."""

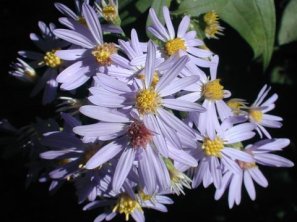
xmin=128 ymin=121 xmax=152 ymax=148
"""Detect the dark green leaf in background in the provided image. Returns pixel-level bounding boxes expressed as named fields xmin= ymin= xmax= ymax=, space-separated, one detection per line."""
xmin=278 ymin=0 xmax=297 ymax=45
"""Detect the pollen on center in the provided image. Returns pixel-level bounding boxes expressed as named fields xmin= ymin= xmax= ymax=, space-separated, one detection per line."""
xmin=202 ymin=79 xmax=224 ymax=101
xmin=165 ymin=38 xmax=186 ymax=56
xmin=112 ymin=193 xmax=142 ymax=221
xmin=127 ymin=121 xmax=152 ymax=148
xmin=249 ymin=108 xmax=263 ymax=123
xmin=136 ymin=89 xmax=160 ymax=114
xmin=43 ymin=50 xmax=61 ymax=68
xmin=202 ymin=137 xmax=224 ymax=157
xmin=92 ymin=43 xmax=117 ymax=66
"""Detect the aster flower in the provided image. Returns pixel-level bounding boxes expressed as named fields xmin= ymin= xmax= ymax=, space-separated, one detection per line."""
xmin=18 ymin=21 xmax=68 ymax=104
xmin=148 ymin=6 xmax=214 ymax=67
xmin=92 ymin=41 xmax=204 ymax=153
xmin=107 ymin=29 xmax=164 ymax=83
xmin=83 ymin=182 xmax=173 ymax=222
xmin=73 ymin=106 xmax=197 ymax=194
xmin=182 ymin=55 xmax=233 ymax=137
xmin=187 ymin=118 xmax=256 ymax=189
xmin=215 ymin=138 xmax=294 ymax=208
xmin=226 ymin=98 xmax=248 ymax=116
xmin=9 ymin=58 xmax=37 ymax=83
xmin=53 ymin=2 xmax=118 ymax=90
xmin=203 ymin=11 xmax=224 ymax=39
xmin=95 ymin=0 xmax=119 ymax=24
xmin=55 ymin=0 xmax=122 ymax=34
xmin=247 ymin=85 xmax=283 ymax=138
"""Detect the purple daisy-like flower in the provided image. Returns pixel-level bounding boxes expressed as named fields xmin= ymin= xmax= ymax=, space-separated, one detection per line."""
xmin=83 ymin=181 xmax=172 ymax=222
xmin=247 ymin=84 xmax=283 ymax=138
xmin=53 ymin=2 xmax=118 ymax=90
xmin=182 ymin=55 xmax=233 ymax=137
xmin=73 ymin=107 xmax=197 ymax=194
xmin=148 ymin=6 xmax=214 ymax=67
xmin=18 ymin=21 xmax=68 ymax=104
xmin=187 ymin=118 xmax=256 ymax=189
xmin=215 ymin=138 xmax=294 ymax=208
xmin=92 ymin=41 xmax=204 ymax=153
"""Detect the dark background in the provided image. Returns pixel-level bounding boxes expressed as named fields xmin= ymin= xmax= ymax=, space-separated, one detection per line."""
xmin=0 ymin=0 xmax=297 ymax=221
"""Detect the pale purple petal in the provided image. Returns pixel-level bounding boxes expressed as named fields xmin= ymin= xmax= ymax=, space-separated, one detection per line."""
xmin=145 ymin=41 xmax=156 ymax=89
xmin=248 ymin=168 xmax=268 ymax=187
xmin=254 ymin=153 xmax=294 ymax=167
xmin=97 ymin=74 xmax=132 ymax=93
xmin=82 ymin=3 xmax=103 ymax=44
xmin=210 ymin=156 xmax=222 ymax=189
xmin=177 ymin=16 xmax=190 ymax=38
xmin=222 ymin=148 xmax=254 ymax=163
xmin=163 ymin=98 xmax=205 ymax=112
xmin=149 ymin=8 xmax=169 ymax=40
xmin=80 ymin=105 xmax=130 ymax=122
xmin=244 ymin=171 xmax=256 ymax=200
xmin=113 ymin=148 xmax=136 ymax=192
xmin=54 ymin=29 xmax=94 ymax=48
xmin=156 ymin=55 xmax=189 ymax=92
xmin=158 ymin=76 xmax=199 ymax=97
xmin=85 ymin=139 xmax=125 ymax=169
xmin=163 ymin=6 xmax=175 ymax=39
xmin=168 ymin=146 xmax=197 ymax=167
xmin=55 ymin=3 xmax=78 ymax=20
xmin=56 ymin=49 xmax=87 ymax=61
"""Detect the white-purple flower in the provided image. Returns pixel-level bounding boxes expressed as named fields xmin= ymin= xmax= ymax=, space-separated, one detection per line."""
xmin=215 ymin=138 xmax=294 ymax=208
xmin=53 ymin=2 xmax=118 ymax=90
xmin=188 ymin=118 xmax=256 ymax=189
xmin=18 ymin=21 xmax=68 ymax=104
xmin=148 ymin=6 xmax=213 ymax=67
xmin=247 ymin=85 xmax=283 ymax=138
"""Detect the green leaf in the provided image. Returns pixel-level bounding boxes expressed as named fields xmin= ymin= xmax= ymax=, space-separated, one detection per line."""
xmin=218 ymin=0 xmax=275 ymax=70
xmin=278 ymin=0 xmax=297 ymax=45
xmin=135 ymin=0 xmax=151 ymax=13
xmin=270 ymin=66 xmax=293 ymax=85
xmin=175 ymin=0 xmax=228 ymax=16
xmin=146 ymin=0 xmax=172 ymax=38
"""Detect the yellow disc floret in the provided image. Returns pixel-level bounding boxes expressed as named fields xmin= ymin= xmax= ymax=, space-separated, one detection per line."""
xmin=43 ymin=50 xmax=61 ymax=68
xmin=165 ymin=38 xmax=186 ymax=56
xmin=204 ymin=11 xmax=220 ymax=25
xmin=227 ymin=98 xmax=247 ymax=115
xmin=249 ymin=108 xmax=263 ymax=123
xmin=136 ymin=89 xmax=160 ymax=114
xmin=202 ymin=137 xmax=224 ymax=157
xmin=113 ymin=194 xmax=142 ymax=221
xmin=202 ymin=79 xmax=224 ymax=101
xmin=137 ymin=72 xmax=159 ymax=88
xmin=92 ymin=43 xmax=117 ymax=66
xmin=102 ymin=5 xmax=117 ymax=22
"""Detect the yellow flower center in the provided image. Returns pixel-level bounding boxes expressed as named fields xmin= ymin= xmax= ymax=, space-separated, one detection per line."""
xmin=203 ymin=11 xmax=223 ymax=39
xmin=43 ymin=50 xmax=61 ymax=68
xmin=102 ymin=5 xmax=117 ymax=22
xmin=137 ymin=72 xmax=159 ymax=88
xmin=138 ymin=190 xmax=152 ymax=201
xmin=249 ymin=108 xmax=263 ymax=123
xmin=202 ymin=137 xmax=224 ymax=157
xmin=202 ymin=79 xmax=224 ymax=100
xmin=203 ymin=11 xmax=219 ymax=25
xmin=113 ymin=194 xmax=142 ymax=221
xmin=92 ymin=43 xmax=117 ymax=66
xmin=165 ymin=38 xmax=186 ymax=56
xmin=136 ymin=89 xmax=160 ymax=114
xmin=227 ymin=98 xmax=247 ymax=115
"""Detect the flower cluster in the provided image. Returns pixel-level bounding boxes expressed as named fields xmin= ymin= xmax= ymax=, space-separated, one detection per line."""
xmin=7 ymin=1 xmax=293 ymax=222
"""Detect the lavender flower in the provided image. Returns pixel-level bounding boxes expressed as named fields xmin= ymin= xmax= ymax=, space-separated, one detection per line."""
xmin=148 ymin=6 xmax=214 ymax=67
xmin=215 ymin=138 xmax=294 ymax=208
xmin=18 ymin=21 xmax=68 ymax=104
xmin=247 ymin=85 xmax=283 ymax=138
xmin=53 ymin=3 xmax=118 ymax=90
